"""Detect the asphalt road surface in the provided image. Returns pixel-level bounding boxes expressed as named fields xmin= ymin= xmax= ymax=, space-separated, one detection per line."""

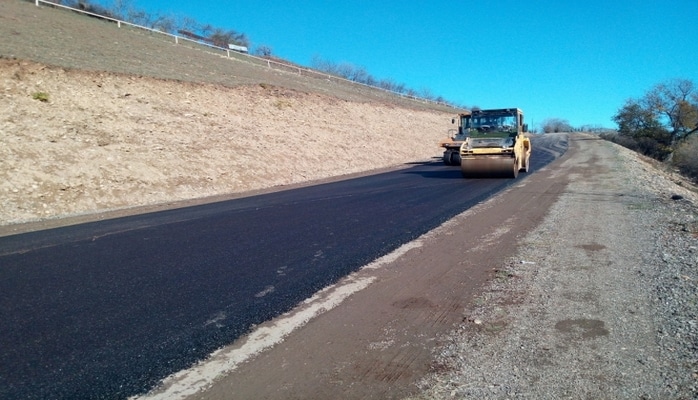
xmin=0 ymin=136 xmax=566 ymax=399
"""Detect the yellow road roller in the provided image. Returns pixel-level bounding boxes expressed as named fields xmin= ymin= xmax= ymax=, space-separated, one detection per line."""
xmin=458 ymin=108 xmax=531 ymax=178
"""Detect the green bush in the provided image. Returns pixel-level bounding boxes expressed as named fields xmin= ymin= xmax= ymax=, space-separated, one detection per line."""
xmin=599 ymin=131 xmax=672 ymax=161
xmin=636 ymin=137 xmax=672 ymax=160
xmin=600 ymin=132 xmax=639 ymax=152
xmin=32 ymin=91 xmax=49 ymax=102
xmin=672 ymin=136 xmax=698 ymax=182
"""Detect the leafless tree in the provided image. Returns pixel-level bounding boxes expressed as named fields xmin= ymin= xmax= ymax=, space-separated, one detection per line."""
xmin=125 ymin=9 xmax=152 ymax=26
xmin=254 ymin=45 xmax=273 ymax=57
xmin=541 ymin=118 xmax=573 ymax=133
xmin=178 ymin=16 xmax=200 ymax=33
xmin=643 ymin=79 xmax=698 ymax=144
xmin=110 ymin=0 xmax=133 ymax=20
xmin=208 ymin=28 xmax=248 ymax=47
xmin=151 ymin=14 xmax=176 ymax=33
xmin=419 ymin=88 xmax=435 ymax=101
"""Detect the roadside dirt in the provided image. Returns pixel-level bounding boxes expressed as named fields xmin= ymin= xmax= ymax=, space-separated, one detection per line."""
xmin=407 ymin=136 xmax=698 ymax=399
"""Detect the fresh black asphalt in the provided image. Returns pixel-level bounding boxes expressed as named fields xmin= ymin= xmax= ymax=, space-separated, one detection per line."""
xmin=0 ymin=137 xmax=564 ymax=399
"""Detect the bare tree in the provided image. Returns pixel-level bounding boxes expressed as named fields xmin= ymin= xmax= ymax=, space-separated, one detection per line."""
xmin=254 ymin=45 xmax=273 ymax=57
xmin=199 ymin=24 xmax=214 ymax=38
xmin=309 ymin=55 xmax=449 ymax=101
xmin=349 ymin=66 xmax=370 ymax=83
xmin=77 ymin=0 xmax=118 ymax=18
xmin=207 ymin=28 xmax=248 ymax=48
xmin=109 ymin=0 xmax=134 ymax=20
xmin=310 ymin=56 xmax=331 ymax=72
xmin=178 ymin=16 xmax=200 ymax=33
xmin=541 ymin=118 xmax=573 ymax=133
xmin=363 ymin=74 xmax=377 ymax=87
xmin=378 ymin=78 xmax=398 ymax=91
xmin=643 ymin=79 xmax=698 ymax=144
xmin=419 ymin=88 xmax=435 ymax=101
xmin=125 ymin=8 xmax=152 ymax=26
xmin=151 ymin=14 xmax=176 ymax=33
xmin=335 ymin=63 xmax=355 ymax=80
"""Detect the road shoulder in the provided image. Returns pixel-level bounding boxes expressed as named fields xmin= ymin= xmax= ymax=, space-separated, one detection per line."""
xmin=411 ymin=135 xmax=698 ymax=398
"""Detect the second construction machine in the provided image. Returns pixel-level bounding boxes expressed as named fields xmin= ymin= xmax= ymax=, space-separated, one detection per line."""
xmin=452 ymin=108 xmax=532 ymax=178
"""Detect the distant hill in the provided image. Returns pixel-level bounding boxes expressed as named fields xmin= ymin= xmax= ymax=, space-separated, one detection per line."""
xmin=0 ymin=0 xmax=456 ymax=113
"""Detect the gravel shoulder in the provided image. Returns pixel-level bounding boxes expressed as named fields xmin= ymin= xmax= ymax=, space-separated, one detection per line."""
xmin=409 ymin=135 xmax=698 ymax=399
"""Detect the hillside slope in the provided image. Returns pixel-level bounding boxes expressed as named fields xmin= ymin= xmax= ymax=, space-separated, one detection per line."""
xmin=0 ymin=1 xmax=456 ymax=227
xmin=0 ymin=58 xmax=453 ymax=226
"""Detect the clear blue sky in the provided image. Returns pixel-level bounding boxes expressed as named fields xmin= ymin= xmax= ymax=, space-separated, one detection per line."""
xmin=103 ymin=0 xmax=697 ymax=129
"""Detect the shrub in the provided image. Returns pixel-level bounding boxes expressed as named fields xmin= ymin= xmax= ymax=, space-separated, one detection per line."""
xmin=600 ymin=132 xmax=639 ymax=152
xmin=599 ymin=131 xmax=672 ymax=161
xmin=672 ymin=135 xmax=698 ymax=182
xmin=636 ymin=136 xmax=672 ymax=160
xmin=32 ymin=91 xmax=49 ymax=102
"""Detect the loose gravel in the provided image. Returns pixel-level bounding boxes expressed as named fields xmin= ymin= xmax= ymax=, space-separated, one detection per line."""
xmin=409 ymin=140 xmax=698 ymax=399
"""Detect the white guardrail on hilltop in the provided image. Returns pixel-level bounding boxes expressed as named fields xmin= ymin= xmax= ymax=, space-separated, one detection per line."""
xmin=34 ymin=0 xmax=446 ymax=107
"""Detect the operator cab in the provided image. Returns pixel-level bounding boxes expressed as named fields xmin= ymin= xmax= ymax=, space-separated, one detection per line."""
xmin=460 ymin=109 xmax=523 ymax=138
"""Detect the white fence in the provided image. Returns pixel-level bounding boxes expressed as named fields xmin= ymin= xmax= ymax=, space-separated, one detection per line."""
xmin=33 ymin=0 xmax=448 ymax=107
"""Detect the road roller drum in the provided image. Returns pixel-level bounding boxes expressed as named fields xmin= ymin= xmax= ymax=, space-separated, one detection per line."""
xmin=460 ymin=156 xmax=518 ymax=179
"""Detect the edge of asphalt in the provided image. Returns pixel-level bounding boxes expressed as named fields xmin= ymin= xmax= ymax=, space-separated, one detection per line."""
xmin=133 ymin=133 xmax=572 ymax=399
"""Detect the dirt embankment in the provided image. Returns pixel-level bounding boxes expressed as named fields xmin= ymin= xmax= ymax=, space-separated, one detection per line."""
xmin=0 ymin=0 xmax=458 ymax=231
xmin=0 ymin=58 xmax=453 ymax=228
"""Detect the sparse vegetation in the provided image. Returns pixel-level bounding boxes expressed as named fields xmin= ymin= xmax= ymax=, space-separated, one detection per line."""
xmin=254 ymin=45 xmax=273 ymax=57
xmin=310 ymin=55 xmax=460 ymax=107
xmin=45 ymin=0 xmax=249 ymax=47
xmin=273 ymin=99 xmax=293 ymax=109
xmin=602 ymin=78 xmax=698 ymax=182
xmin=540 ymin=118 xmax=573 ymax=133
xmin=43 ymin=0 xmax=456 ymax=106
xmin=672 ymin=135 xmax=698 ymax=181
xmin=31 ymin=91 xmax=49 ymax=102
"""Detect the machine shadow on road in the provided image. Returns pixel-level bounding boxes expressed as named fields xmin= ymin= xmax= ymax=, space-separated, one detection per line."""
xmin=401 ymin=162 xmax=465 ymax=180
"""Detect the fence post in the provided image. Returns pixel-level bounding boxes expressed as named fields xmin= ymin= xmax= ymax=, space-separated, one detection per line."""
xmin=35 ymin=0 xmax=39 ymax=6
xmin=175 ymin=36 xmax=178 ymax=44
